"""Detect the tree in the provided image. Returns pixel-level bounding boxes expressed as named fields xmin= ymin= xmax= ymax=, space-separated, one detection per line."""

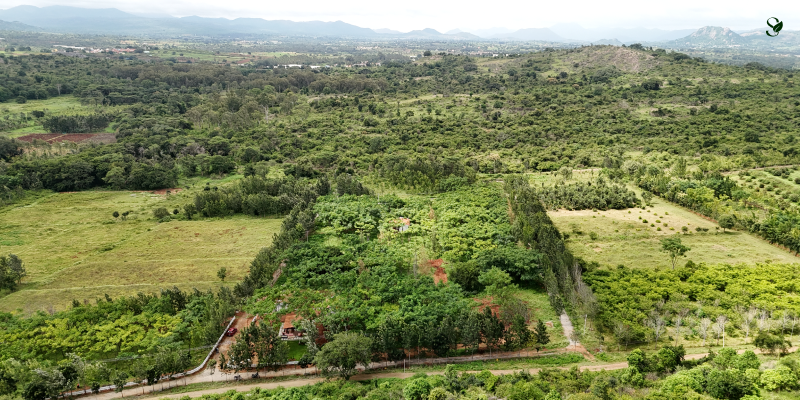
xmin=478 ymin=267 xmax=516 ymax=303
xmin=183 ymin=204 xmax=197 ymax=220
xmin=534 ymin=319 xmax=550 ymax=350
xmin=228 ymin=337 xmax=252 ymax=374
xmin=672 ymin=157 xmax=687 ymax=178
xmin=249 ymin=322 xmax=289 ymax=372
xmin=504 ymin=315 xmax=533 ymax=352
xmin=613 ymin=322 xmax=631 ymax=350
xmin=313 ymin=331 xmax=372 ymax=380
xmin=557 ymin=166 xmax=573 ymax=180
xmin=641 ymin=191 xmax=653 ymax=206
xmin=217 ymin=267 xmax=227 ymax=282
xmin=698 ymin=318 xmax=712 ymax=346
xmin=716 ymin=315 xmax=728 ymax=347
xmin=706 ymin=369 xmax=755 ymax=400
xmin=449 ymin=261 xmax=482 ymax=294
xmin=207 ymin=359 xmax=216 ymax=383
xmin=112 ymin=211 xmax=120 ymax=219
xmin=481 ymin=307 xmax=505 ymax=355
xmin=0 ymin=254 xmax=25 ymax=291
xmin=460 ymin=311 xmax=483 ymax=356
xmin=646 ymin=311 xmax=667 ymax=345
xmin=177 ymin=351 xmax=192 ymax=385
xmin=718 ymin=214 xmax=735 ymax=233
xmin=754 ymin=331 xmax=791 ymax=355
xmin=0 ymin=137 xmax=24 ymax=162
xmin=660 ymin=237 xmax=691 ymax=270
xmin=153 ymin=207 xmax=170 ymax=219
xmin=103 ymin=167 xmax=126 ymax=189
xmin=218 ymin=353 xmax=228 ymax=381
xmin=738 ymin=306 xmax=758 ymax=343
xmin=112 ymin=372 xmax=128 ymax=398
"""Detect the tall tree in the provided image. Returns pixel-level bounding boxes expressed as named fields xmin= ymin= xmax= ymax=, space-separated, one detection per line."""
xmin=313 ymin=331 xmax=372 ymax=380
xmin=660 ymin=237 xmax=691 ymax=270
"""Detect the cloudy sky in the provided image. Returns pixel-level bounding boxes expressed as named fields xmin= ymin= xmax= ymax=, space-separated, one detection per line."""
xmin=0 ymin=0 xmax=796 ymax=32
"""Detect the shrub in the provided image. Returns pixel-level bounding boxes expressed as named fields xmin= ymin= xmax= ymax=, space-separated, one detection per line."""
xmin=754 ymin=331 xmax=791 ymax=355
xmin=153 ymin=207 xmax=170 ymax=219
xmin=403 ymin=378 xmax=431 ymax=400
xmin=760 ymin=366 xmax=797 ymax=391
xmin=589 ymin=232 xmax=599 ymax=240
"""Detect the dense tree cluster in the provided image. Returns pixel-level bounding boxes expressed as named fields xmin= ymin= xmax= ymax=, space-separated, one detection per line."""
xmin=584 ymin=261 xmax=800 ymax=345
xmin=533 ymin=178 xmax=640 ymax=210
xmin=0 ymin=287 xmax=235 ymax=361
xmin=377 ymin=155 xmax=477 ymax=193
xmin=191 ymin=175 xmax=326 ymax=218
xmin=41 ymin=114 xmax=111 ymax=133
xmin=234 ymin=184 xmax=549 ymax=365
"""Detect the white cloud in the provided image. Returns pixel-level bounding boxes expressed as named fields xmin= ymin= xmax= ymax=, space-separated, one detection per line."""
xmin=0 ymin=0 xmax=797 ymax=32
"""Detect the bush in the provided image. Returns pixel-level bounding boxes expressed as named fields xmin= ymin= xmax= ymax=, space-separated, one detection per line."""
xmin=641 ymin=79 xmax=661 ymax=90
xmin=403 ymin=378 xmax=431 ymax=400
xmin=754 ymin=331 xmax=791 ymax=355
xmin=153 ymin=207 xmax=170 ymax=219
xmin=760 ymin=366 xmax=797 ymax=391
xmin=706 ymin=369 xmax=756 ymax=400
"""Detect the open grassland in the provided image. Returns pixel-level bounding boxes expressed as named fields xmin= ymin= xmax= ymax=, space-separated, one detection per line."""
xmin=549 ymin=197 xmax=799 ymax=269
xmin=0 ymin=183 xmax=282 ymax=314
xmin=0 ymin=97 xmax=107 ymax=136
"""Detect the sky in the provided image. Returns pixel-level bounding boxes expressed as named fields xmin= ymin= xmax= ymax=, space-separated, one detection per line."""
xmin=0 ymin=0 xmax=797 ymax=33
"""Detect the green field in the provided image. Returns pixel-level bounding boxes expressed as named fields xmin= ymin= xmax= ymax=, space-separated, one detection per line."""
xmin=0 ymin=185 xmax=282 ymax=314
xmin=0 ymin=97 xmax=104 ymax=136
xmin=549 ymin=196 xmax=799 ymax=269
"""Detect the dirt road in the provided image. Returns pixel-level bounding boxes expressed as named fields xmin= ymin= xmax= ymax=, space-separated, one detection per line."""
xmin=96 ymin=348 xmax=790 ymax=400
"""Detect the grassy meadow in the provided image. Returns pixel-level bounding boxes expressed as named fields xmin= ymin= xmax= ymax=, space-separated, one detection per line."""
xmin=0 ymin=178 xmax=282 ymax=314
xmin=0 ymin=96 xmax=109 ymax=136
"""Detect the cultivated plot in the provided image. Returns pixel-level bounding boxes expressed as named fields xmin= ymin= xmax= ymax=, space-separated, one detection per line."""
xmin=549 ymin=198 xmax=799 ymax=269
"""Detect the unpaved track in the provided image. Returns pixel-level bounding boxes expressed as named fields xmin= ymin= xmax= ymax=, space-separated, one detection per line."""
xmin=86 ymin=348 xmax=798 ymax=400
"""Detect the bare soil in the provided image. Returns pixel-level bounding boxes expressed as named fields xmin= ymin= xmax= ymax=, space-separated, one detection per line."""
xmin=16 ymin=133 xmax=116 ymax=144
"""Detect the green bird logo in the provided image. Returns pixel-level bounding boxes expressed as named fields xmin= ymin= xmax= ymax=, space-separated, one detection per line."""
xmin=766 ymin=17 xmax=783 ymax=37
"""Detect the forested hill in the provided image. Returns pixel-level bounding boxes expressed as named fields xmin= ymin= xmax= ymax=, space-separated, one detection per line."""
xmin=0 ymin=45 xmax=798 ymax=194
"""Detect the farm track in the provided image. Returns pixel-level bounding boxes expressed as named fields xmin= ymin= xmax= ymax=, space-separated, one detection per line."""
xmin=82 ymin=347 xmax=798 ymax=400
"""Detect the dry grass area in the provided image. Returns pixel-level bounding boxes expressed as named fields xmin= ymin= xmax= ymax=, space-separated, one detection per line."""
xmin=549 ymin=198 xmax=799 ymax=269
xmin=0 ymin=189 xmax=281 ymax=314
xmin=563 ymin=46 xmax=658 ymax=73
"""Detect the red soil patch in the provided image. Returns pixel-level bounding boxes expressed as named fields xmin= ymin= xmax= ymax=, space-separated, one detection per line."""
xmin=16 ymin=133 xmax=116 ymax=144
xmin=473 ymin=296 xmax=501 ymax=316
xmin=422 ymin=259 xmax=448 ymax=285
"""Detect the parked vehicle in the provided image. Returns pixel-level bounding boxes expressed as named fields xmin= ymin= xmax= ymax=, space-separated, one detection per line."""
xmin=226 ymin=327 xmax=238 ymax=337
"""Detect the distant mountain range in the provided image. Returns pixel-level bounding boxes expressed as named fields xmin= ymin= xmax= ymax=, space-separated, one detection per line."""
xmin=0 ymin=18 xmax=37 ymax=31
xmin=0 ymin=5 xmax=796 ymax=48
xmin=0 ymin=5 xmax=379 ymax=37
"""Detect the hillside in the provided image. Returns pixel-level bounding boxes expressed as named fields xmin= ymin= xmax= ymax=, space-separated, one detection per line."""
xmin=0 ymin=19 xmax=38 ymax=31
